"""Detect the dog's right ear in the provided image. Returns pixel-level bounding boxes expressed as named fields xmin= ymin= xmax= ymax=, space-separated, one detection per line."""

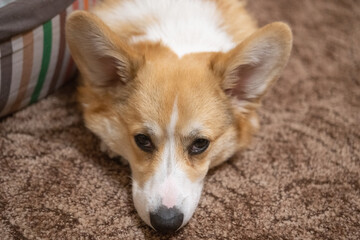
xmin=211 ymin=22 xmax=292 ymax=110
xmin=66 ymin=11 xmax=142 ymax=87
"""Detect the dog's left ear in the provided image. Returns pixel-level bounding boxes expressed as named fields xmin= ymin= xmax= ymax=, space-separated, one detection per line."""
xmin=212 ymin=22 xmax=292 ymax=108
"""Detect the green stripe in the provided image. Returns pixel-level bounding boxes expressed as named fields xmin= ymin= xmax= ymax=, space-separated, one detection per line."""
xmin=30 ymin=20 xmax=52 ymax=104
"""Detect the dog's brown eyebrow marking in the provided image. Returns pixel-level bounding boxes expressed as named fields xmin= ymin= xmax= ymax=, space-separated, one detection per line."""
xmin=185 ymin=128 xmax=210 ymax=142
xmin=142 ymin=122 xmax=162 ymax=137
xmin=188 ymin=129 xmax=202 ymax=138
xmin=140 ymin=126 xmax=156 ymax=136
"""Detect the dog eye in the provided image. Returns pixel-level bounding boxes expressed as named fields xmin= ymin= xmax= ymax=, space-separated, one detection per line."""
xmin=134 ymin=134 xmax=155 ymax=153
xmin=189 ymin=138 xmax=210 ymax=155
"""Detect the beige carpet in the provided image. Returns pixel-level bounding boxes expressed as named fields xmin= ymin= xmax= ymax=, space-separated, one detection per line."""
xmin=1 ymin=0 xmax=360 ymax=239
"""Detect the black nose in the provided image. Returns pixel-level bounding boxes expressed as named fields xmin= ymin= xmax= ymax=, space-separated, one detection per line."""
xmin=150 ymin=205 xmax=184 ymax=233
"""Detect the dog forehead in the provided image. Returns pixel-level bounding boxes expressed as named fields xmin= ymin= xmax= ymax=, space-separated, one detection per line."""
xmin=135 ymin=90 xmax=225 ymax=138
xmin=132 ymin=58 xmax=218 ymax=119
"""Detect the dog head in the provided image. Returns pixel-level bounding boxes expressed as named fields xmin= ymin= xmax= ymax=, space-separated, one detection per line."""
xmin=66 ymin=11 xmax=292 ymax=233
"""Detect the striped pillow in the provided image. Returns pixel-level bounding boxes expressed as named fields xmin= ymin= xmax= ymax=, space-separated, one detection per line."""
xmin=0 ymin=0 xmax=98 ymax=118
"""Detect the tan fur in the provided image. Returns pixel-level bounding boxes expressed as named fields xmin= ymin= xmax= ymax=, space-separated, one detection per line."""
xmin=212 ymin=0 xmax=258 ymax=42
xmin=66 ymin=1 xmax=292 ymax=187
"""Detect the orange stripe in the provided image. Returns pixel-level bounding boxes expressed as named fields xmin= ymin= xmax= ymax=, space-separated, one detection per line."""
xmin=84 ymin=0 xmax=89 ymax=10
xmin=10 ymin=31 xmax=34 ymax=112
xmin=73 ymin=0 xmax=79 ymax=9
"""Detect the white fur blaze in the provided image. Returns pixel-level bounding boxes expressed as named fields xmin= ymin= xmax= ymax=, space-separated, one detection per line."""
xmin=159 ymin=97 xmax=179 ymax=207
xmin=95 ymin=0 xmax=236 ymax=57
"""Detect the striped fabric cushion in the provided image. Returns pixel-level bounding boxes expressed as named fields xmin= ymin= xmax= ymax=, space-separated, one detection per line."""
xmin=0 ymin=0 xmax=98 ymax=118
xmin=0 ymin=0 xmax=16 ymax=8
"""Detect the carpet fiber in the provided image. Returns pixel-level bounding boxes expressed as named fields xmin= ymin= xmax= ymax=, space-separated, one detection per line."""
xmin=1 ymin=0 xmax=359 ymax=239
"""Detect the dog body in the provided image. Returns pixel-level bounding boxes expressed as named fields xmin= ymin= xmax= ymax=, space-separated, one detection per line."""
xmin=66 ymin=0 xmax=292 ymax=233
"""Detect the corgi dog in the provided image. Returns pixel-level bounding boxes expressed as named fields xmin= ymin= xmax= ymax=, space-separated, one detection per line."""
xmin=66 ymin=0 xmax=292 ymax=233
